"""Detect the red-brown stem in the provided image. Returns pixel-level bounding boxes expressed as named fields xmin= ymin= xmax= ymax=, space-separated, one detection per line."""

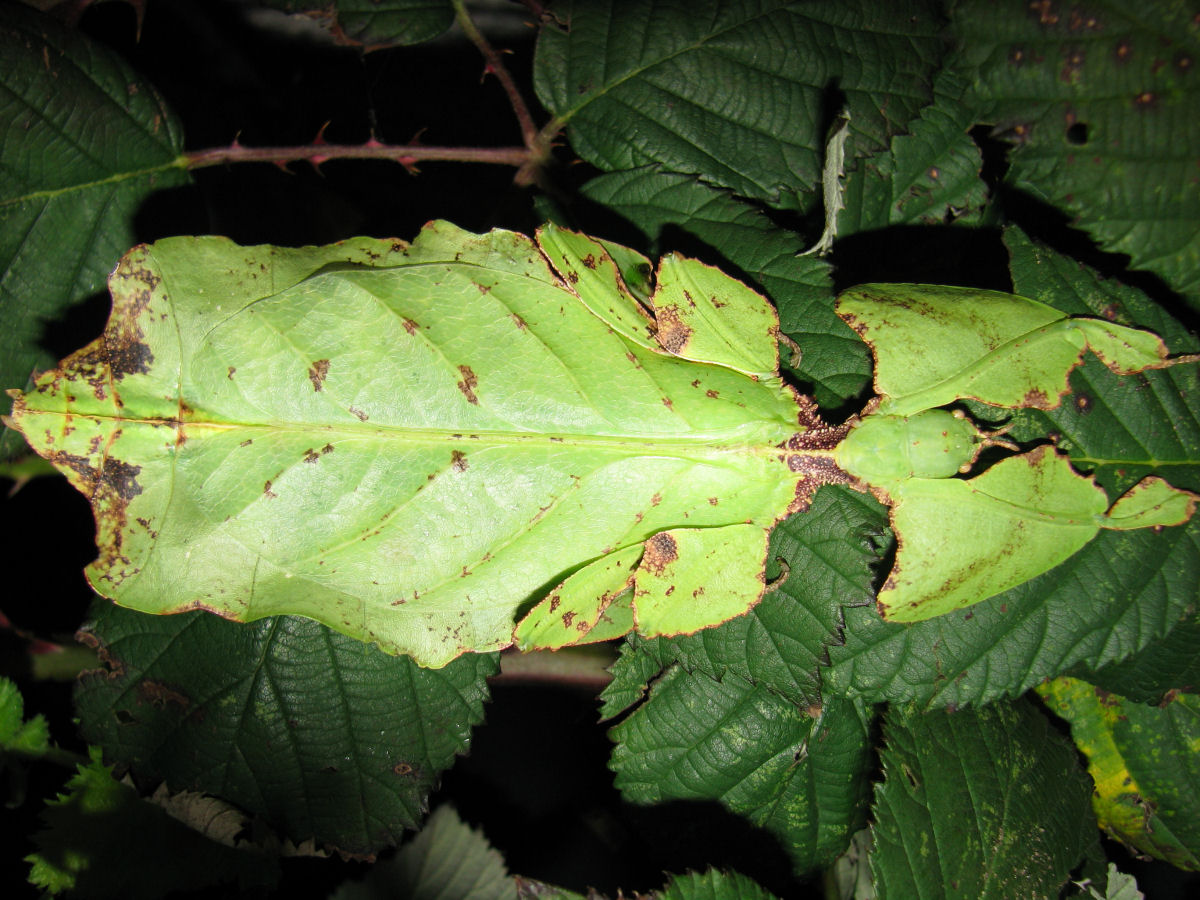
xmin=452 ymin=0 xmax=539 ymax=150
xmin=184 ymin=141 xmax=531 ymax=170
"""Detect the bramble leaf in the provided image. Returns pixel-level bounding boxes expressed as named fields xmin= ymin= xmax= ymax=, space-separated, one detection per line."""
xmin=73 ymin=603 xmax=496 ymax=855
xmin=1037 ymin=677 xmax=1200 ymax=870
xmin=258 ymin=0 xmax=454 ymax=47
xmin=952 ymin=0 xmax=1200 ymax=304
xmin=870 ymin=699 xmax=1096 ymax=899
xmin=610 ymin=670 xmax=874 ymax=874
xmin=534 ymin=0 xmax=946 ymax=204
xmin=0 ymin=3 xmax=188 ymax=455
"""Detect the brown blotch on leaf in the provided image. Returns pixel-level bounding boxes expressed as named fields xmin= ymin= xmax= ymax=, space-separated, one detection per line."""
xmin=451 ymin=449 xmax=468 ymax=473
xmin=562 ymin=611 xmax=576 ymax=628
xmin=136 ymin=680 xmax=190 ymax=711
xmin=1023 ymin=387 xmax=1053 ymax=408
xmin=641 ymin=532 xmax=679 ymax=576
xmin=308 ymin=359 xmax=330 ymax=391
xmin=1028 ymin=0 xmax=1058 ymax=25
xmin=348 ymin=406 xmax=369 ymax=421
xmin=264 ymin=480 xmax=277 ymax=498
xmin=1073 ymin=392 xmax=1093 ymax=414
xmin=457 ymin=365 xmax=479 ymax=404
xmin=303 ymin=448 xmax=321 ymax=464
xmin=656 ymin=305 xmax=692 ymax=355
xmin=402 ymin=317 xmax=419 ymax=335
xmin=48 ymin=448 xmax=143 ymax=585
xmin=581 ymin=253 xmax=597 ymax=270
xmin=510 ymin=313 xmax=528 ymax=330
xmin=706 ymin=389 xmax=719 ymax=399
xmin=227 ymin=366 xmax=236 ymax=379
xmin=1134 ymin=91 xmax=1158 ymax=109
xmin=392 ymin=762 xmax=415 ymax=777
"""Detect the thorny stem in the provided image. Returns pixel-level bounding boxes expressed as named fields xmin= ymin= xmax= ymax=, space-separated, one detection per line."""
xmin=452 ymin=0 xmax=539 ymax=150
xmin=184 ymin=141 xmax=529 ymax=171
xmin=182 ymin=2 xmax=556 ymax=185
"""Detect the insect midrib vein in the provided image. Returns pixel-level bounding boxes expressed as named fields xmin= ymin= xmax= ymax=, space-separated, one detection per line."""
xmin=47 ymin=410 xmax=805 ymax=456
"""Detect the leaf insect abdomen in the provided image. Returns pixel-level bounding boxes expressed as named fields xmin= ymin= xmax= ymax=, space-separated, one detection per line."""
xmin=835 ymin=409 xmax=982 ymax=486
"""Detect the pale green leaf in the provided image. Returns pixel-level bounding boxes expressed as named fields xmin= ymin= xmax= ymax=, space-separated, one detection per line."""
xmin=836 ymin=284 xmax=1175 ymax=418
xmin=578 ymin=168 xmax=869 ymax=407
xmin=0 ymin=676 xmax=51 ymax=756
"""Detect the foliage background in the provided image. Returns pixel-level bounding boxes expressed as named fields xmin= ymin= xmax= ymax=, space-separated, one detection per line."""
xmin=2 ymin=0 xmax=1199 ymax=897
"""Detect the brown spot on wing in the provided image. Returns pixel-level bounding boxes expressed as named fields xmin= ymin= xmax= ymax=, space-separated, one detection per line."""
xmin=641 ymin=532 xmax=679 ymax=576
xmin=308 ymin=359 xmax=330 ymax=391
xmin=457 ymin=365 xmax=479 ymax=404
xmin=655 ymin=305 xmax=692 ymax=355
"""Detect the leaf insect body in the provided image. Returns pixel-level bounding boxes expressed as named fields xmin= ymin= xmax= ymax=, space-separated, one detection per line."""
xmin=7 ymin=227 xmax=1198 ymax=664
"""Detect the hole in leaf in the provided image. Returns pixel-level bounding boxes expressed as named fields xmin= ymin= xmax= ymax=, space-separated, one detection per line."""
xmin=1066 ymin=122 xmax=1089 ymax=145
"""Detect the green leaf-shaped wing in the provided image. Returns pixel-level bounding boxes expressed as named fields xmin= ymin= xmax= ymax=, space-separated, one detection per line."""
xmin=9 ymin=223 xmax=807 ymax=666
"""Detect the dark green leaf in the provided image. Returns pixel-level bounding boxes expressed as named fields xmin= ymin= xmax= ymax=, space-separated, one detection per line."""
xmin=25 ymin=748 xmax=277 ymax=898
xmin=840 ymin=71 xmax=988 ymax=232
xmin=259 ymin=0 xmax=454 ymax=46
xmin=0 ymin=3 xmax=188 ymax=452
xmin=1073 ymin=615 xmax=1200 ymax=703
xmin=331 ymin=805 xmax=515 ymax=900
xmin=599 ymin=484 xmax=886 ymax=719
xmin=870 ymin=699 xmax=1095 ymax=899
xmin=610 ymin=668 xmax=874 ymax=874
xmin=580 ymin=168 xmax=870 ymax=406
xmin=74 ymin=603 xmax=496 ymax=855
xmin=535 ymin=0 xmax=947 ymax=204
xmin=953 ymin=0 xmax=1200 ymax=302
xmin=660 ymin=868 xmax=782 ymax=900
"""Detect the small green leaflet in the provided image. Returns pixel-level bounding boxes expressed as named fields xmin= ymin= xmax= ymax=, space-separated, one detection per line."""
xmin=834 ymin=284 xmax=1198 ymax=621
